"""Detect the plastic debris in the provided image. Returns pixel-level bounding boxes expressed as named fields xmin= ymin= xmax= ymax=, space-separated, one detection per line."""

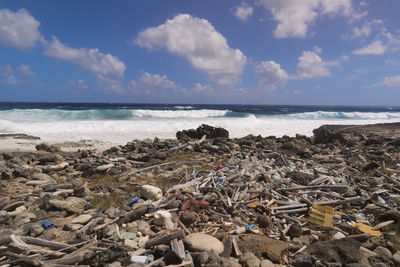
xmin=352 ymin=222 xmax=383 ymax=237
xmin=301 ymin=205 xmax=334 ymax=227
xmin=40 ymin=220 xmax=55 ymax=229
xmin=131 ymin=254 xmax=154 ymax=264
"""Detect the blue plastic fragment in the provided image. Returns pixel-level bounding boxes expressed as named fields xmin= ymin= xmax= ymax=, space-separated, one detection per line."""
xmin=380 ymin=195 xmax=391 ymax=201
xmin=126 ymin=196 xmax=140 ymax=206
xmin=92 ymin=208 xmax=107 ymax=218
xmin=245 ymin=224 xmax=255 ymax=231
xmin=40 ymin=220 xmax=55 ymax=229
xmin=216 ymin=177 xmax=224 ymax=183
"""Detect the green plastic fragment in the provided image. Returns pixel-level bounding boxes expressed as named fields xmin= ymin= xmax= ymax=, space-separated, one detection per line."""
xmin=120 ymin=231 xmax=137 ymax=240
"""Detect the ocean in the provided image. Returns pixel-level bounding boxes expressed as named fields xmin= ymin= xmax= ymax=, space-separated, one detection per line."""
xmin=1 ymin=102 xmax=400 ymax=145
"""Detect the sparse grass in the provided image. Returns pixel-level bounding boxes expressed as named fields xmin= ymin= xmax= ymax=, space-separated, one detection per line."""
xmin=90 ymin=192 xmax=128 ymax=209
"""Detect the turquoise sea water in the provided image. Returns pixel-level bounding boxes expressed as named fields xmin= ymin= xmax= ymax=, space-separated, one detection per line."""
xmin=1 ymin=102 xmax=399 ymax=144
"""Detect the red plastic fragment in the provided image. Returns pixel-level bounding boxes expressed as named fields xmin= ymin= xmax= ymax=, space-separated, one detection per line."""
xmin=180 ymin=197 xmax=209 ymax=211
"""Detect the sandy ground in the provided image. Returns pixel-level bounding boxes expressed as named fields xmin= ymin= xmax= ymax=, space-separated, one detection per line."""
xmin=0 ymin=134 xmax=114 ymax=153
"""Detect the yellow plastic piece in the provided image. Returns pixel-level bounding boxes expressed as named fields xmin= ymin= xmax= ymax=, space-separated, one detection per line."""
xmin=247 ymin=201 xmax=259 ymax=208
xmin=301 ymin=204 xmax=334 ymax=227
xmin=352 ymin=222 xmax=383 ymax=237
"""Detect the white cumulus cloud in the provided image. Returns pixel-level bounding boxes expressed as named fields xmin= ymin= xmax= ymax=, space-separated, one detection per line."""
xmin=193 ymin=83 xmax=214 ymax=95
xmin=67 ymin=79 xmax=89 ymax=90
xmin=44 ymin=37 xmax=126 ymax=78
xmin=353 ymin=40 xmax=387 ymax=55
xmin=372 ymin=75 xmax=400 ymax=88
xmin=0 ymin=8 xmax=41 ymax=50
xmin=135 ymin=14 xmax=247 ymax=86
xmin=255 ymin=47 xmax=344 ymax=90
xmin=129 ymin=72 xmax=181 ymax=95
xmin=0 ymin=64 xmax=36 ymax=85
xmin=17 ymin=64 xmax=36 ymax=76
xmin=255 ymin=61 xmax=289 ymax=91
xmin=234 ymin=3 xmax=254 ymax=22
xmin=256 ymin=0 xmax=357 ymax=38
xmin=293 ymin=47 xmax=341 ymax=79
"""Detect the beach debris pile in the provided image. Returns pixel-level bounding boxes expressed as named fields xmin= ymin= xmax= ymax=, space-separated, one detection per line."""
xmin=1 ymin=123 xmax=400 ymax=266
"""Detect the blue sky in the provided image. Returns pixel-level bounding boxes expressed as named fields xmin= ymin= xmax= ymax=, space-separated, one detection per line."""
xmin=1 ymin=0 xmax=400 ymax=105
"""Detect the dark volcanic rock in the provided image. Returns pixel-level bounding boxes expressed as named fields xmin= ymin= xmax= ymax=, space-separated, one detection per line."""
xmin=304 ymin=238 xmax=361 ymax=264
xmin=176 ymin=124 xmax=229 ymax=140
xmin=286 ymin=171 xmax=314 ymax=185
xmin=313 ymin=126 xmax=346 ymax=145
xmin=36 ymin=143 xmax=59 ymax=152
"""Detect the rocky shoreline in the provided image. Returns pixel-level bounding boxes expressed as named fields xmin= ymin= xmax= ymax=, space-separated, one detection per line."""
xmin=1 ymin=123 xmax=400 ymax=266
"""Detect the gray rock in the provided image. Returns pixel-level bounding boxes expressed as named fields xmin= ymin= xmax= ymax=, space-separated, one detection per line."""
xmin=287 ymin=224 xmax=302 ymax=239
xmin=30 ymin=222 xmax=44 ymax=236
xmin=305 ymin=238 xmax=361 ymax=264
xmin=292 ymin=252 xmax=314 ymax=267
xmin=74 ymin=182 xmax=90 ymax=197
xmin=137 ymin=220 xmax=152 ymax=235
xmin=260 ymin=259 xmax=274 ymax=267
xmin=239 ymin=252 xmax=261 ymax=267
xmin=71 ymin=214 xmax=92 ymax=224
xmin=14 ymin=212 xmax=37 ymax=226
xmin=373 ymin=246 xmax=392 ymax=259
xmin=3 ymin=201 xmax=24 ymax=212
xmin=140 ymin=185 xmax=163 ymax=200
xmin=96 ymin=163 xmax=115 ymax=172
xmin=184 ymin=233 xmax=224 ymax=256
xmin=106 ymin=262 xmax=122 ymax=267
xmin=48 ymin=197 xmax=87 ymax=213
xmin=32 ymin=173 xmax=52 ymax=180
xmin=0 ymin=197 xmax=10 ymax=210
xmin=393 ymin=251 xmax=400 ymax=264
xmin=0 ymin=211 xmax=10 ymax=225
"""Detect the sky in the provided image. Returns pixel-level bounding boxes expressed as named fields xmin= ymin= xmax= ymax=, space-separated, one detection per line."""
xmin=1 ymin=0 xmax=400 ymax=105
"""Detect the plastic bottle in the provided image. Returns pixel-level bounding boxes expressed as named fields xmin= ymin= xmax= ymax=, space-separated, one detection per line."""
xmin=131 ymin=254 xmax=154 ymax=264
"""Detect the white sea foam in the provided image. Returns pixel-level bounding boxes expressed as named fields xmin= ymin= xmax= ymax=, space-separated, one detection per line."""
xmin=174 ymin=105 xmax=194 ymax=110
xmin=1 ymin=113 xmax=400 ymax=145
xmin=130 ymin=109 xmax=229 ymax=118
xmin=288 ymin=111 xmax=400 ymax=119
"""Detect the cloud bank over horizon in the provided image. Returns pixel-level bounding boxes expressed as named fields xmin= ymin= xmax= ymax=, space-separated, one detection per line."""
xmin=0 ymin=1 xmax=400 ymax=105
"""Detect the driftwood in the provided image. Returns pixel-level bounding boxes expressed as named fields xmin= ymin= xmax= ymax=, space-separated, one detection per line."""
xmin=9 ymin=235 xmax=66 ymax=257
xmin=274 ymin=207 xmax=309 ymax=215
xmin=20 ymin=236 xmax=77 ymax=252
xmin=277 ymin=185 xmax=349 ymax=192
xmin=145 ymin=229 xmax=185 ymax=248
xmin=119 ymin=161 xmax=178 ymax=179
xmin=92 ymin=217 xmax=120 ymax=232
xmin=231 ymin=235 xmax=242 ymax=256
xmin=170 ymin=238 xmax=186 ymax=260
xmin=313 ymin=196 xmax=363 ymax=205
xmin=44 ymin=240 xmax=98 ymax=265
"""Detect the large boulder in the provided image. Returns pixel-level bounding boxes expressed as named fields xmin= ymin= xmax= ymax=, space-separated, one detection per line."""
xmin=304 ymin=238 xmax=361 ymax=264
xmin=140 ymin=185 xmax=163 ymax=200
xmin=176 ymin=124 xmax=229 ymax=140
xmin=47 ymin=197 xmax=87 ymax=214
xmin=239 ymin=234 xmax=289 ymax=262
xmin=184 ymin=233 xmax=224 ymax=255
xmin=313 ymin=126 xmax=346 ymax=145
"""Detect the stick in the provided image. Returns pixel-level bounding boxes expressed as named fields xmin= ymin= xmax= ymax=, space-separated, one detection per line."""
xmin=276 ymin=185 xmax=349 ymax=192
xmin=145 ymin=229 xmax=185 ymax=248
xmin=119 ymin=161 xmax=178 ymax=179
xmin=9 ymin=235 xmax=66 ymax=257
xmin=312 ymin=196 xmax=363 ymax=206
xmin=19 ymin=236 xmax=77 ymax=252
